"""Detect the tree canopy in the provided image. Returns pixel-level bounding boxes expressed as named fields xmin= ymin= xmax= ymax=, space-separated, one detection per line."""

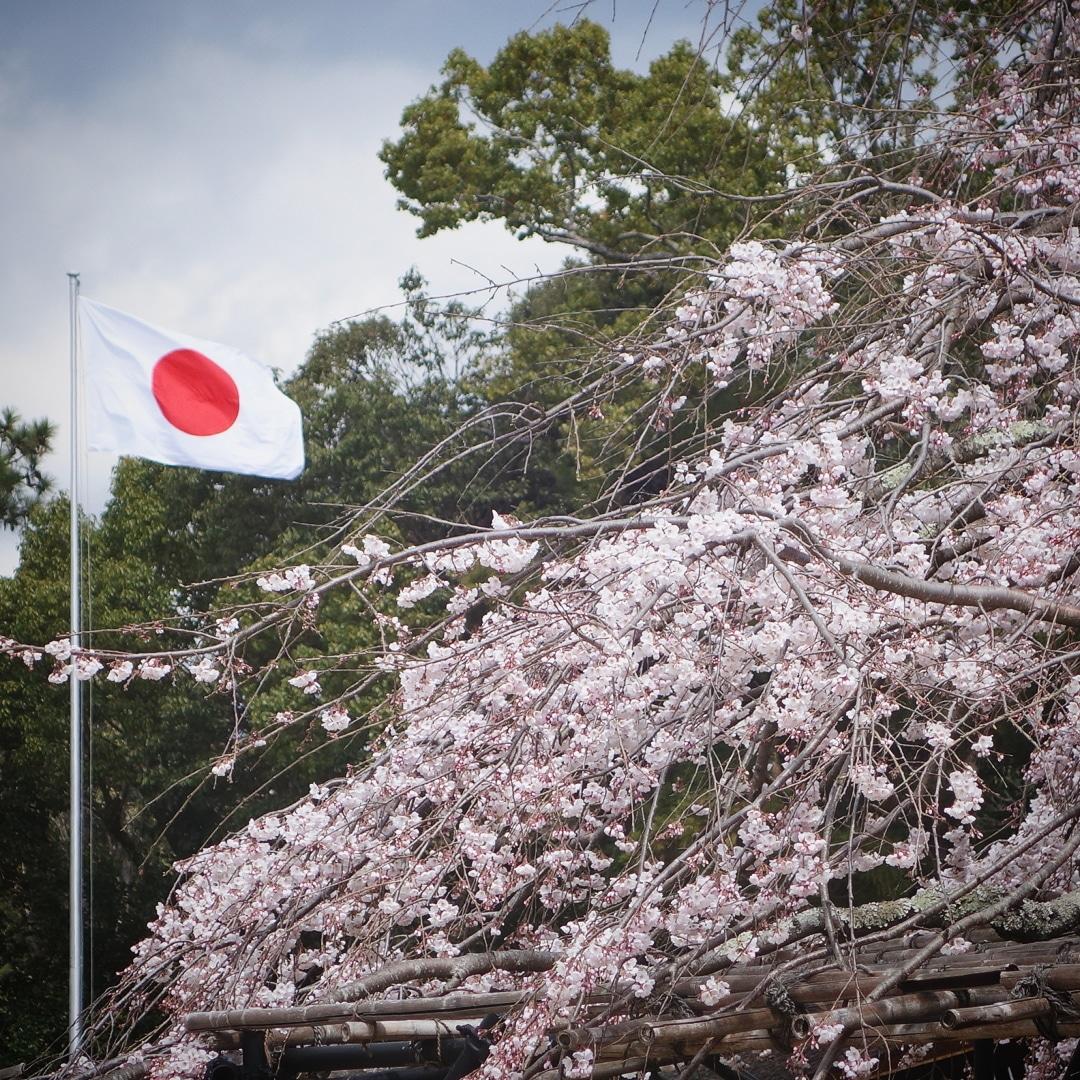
xmin=381 ymin=20 xmax=782 ymax=261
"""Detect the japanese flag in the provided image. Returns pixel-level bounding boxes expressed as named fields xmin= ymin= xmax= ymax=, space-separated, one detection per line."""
xmin=78 ymin=297 xmax=304 ymax=479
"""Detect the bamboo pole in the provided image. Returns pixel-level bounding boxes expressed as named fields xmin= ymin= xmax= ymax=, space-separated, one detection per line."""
xmin=373 ymin=1017 xmax=490 ymax=1040
xmin=297 ymin=1015 xmax=486 ymax=1045
xmin=790 ymin=987 xmax=1005 ymax=1039
xmin=844 ymin=1019 xmax=1080 ymax=1046
xmin=941 ymin=997 xmax=1053 ymax=1029
xmin=683 ymin=943 xmax=1049 ymax=989
xmin=210 ymin=1016 xmax=493 ymax=1050
xmin=672 ymin=963 xmax=1012 ymax=1005
xmin=185 ymin=991 xmax=525 ymax=1031
xmin=640 ymin=1007 xmax=783 ymax=1047
xmin=274 ymin=1021 xmax=374 ymax=1046
xmin=1002 ymin=965 xmax=1080 ymax=992
xmin=556 ymin=1018 xmax=652 ymax=1054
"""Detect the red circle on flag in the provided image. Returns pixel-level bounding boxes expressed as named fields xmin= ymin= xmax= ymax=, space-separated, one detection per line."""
xmin=151 ymin=349 xmax=240 ymax=436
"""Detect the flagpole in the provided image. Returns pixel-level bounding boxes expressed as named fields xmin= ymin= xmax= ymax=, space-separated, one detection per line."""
xmin=67 ymin=271 xmax=83 ymax=1059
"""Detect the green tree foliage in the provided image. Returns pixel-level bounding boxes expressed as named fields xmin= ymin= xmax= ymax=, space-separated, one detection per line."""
xmin=0 ymin=493 xmax=228 ymax=1061
xmin=0 ymin=409 xmax=54 ymax=530
xmin=381 ymin=20 xmax=782 ymax=261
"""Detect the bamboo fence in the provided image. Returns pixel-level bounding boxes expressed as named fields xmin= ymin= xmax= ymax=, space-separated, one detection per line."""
xmin=176 ymin=934 xmax=1080 ymax=1078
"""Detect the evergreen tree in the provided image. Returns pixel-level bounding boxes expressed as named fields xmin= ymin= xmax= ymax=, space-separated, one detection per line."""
xmin=0 ymin=409 xmax=53 ymax=530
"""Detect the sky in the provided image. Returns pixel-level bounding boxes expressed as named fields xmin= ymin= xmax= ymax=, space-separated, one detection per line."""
xmin=0 ymin=0 xmax=718 ymax=574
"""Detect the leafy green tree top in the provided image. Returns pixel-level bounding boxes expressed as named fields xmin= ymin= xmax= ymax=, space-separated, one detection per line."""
xmin=381 ymin=20 xmax=783 ymax=261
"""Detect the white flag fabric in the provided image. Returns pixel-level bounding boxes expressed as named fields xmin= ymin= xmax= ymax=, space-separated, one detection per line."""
xmin=78 ymin=298 xmax=304 ymax=479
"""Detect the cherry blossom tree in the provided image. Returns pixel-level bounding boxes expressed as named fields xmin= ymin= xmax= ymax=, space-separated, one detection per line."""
xmin=9 ymin=3 xmax=1080 ymax=1077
